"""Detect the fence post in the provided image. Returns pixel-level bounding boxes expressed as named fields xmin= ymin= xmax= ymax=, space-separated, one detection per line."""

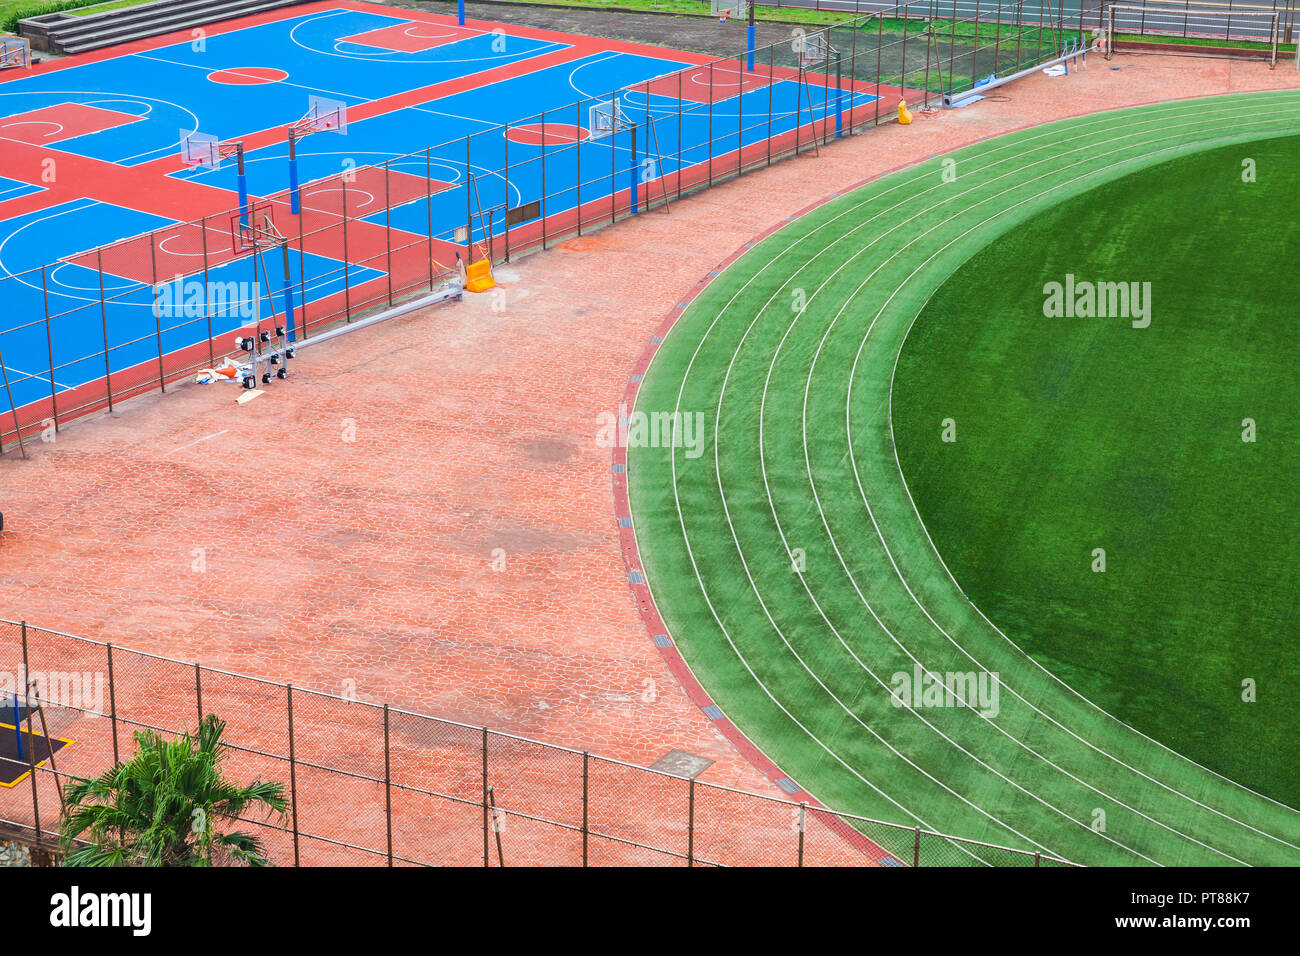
xmin=992 ymin=0 xmax=1004 ymax=77
xmin=105 ymin=642 xmax=119 ymax=765
xmin=383 ymin=703 xmax=393 ymax=866
xmin=384 ymin=162 xmax=393 ymax=307
xmin=341 ymin=178 xmax=352 ymax=322
xmin=194 ymin=662 xmax=202 ymax=726
xmin=767 ymin=44 xmax=774 ymax=165
xmin=677 ymin=73 xmax=684 ymax=198
xmin=148 ymin=231 xmax=165 ymax=392
xmin=295 ymin=206 xmax=308 ymax=340
xmin=201 ymin=215 xmax=216 ymax=365
xmin=1034 ymin=851 xmax=1041 ymax=868
xmin=609 ymin=92 xmax=617 ymax=225
xmin=737 ymin=62 xmax=748 ymax=175
xmin=96 ymin=249 xmax=112 ymax=412
xmin=707 ymin=64 xmax=714 ymax=186
xmin=426 ymin=149 xmax=435 ymax=290
xmin=913 ymin=825 xmax=922 ymax=867
xmin=582 ymin=750 xmax=589 ymax=867
xmin=798 ymin=802 xmax=806 ymax=866
xmin=41 ymin=266 xmax=58 ymax=431
xmin=687 ymin=776 xmax=695 ymax=867
xmin=503 ymin=122 xmax=511 ymax=263
xmin=287 ymin=684 xmax=300 ymax=866
xmin=540 ymin=111 xmax=547 ymax=249
xmin=576 ymin=102 xmax=584 ymax=235
xmin=20 ymin=622 xmax=41 ymax=846
xmin=848 ymin=18 xmax=859 ymax=133
xmin=875 ymin=14 xmax=883 ymax=126
xmin=481 ymin=727 xmax=489 ymax=867
xmin=465 ymin=137 xmax=473 ymax=258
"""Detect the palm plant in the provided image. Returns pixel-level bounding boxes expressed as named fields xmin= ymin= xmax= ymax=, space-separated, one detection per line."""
xmin=60 ymin=714 xmax=288 ymax=866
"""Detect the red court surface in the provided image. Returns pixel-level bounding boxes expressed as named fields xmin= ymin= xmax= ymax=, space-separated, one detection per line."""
xmin=647 ymin=62 xmax=773 ymax=103
xmin=504 ymin=122 xmax=589 ymax=146
xmin=343 ymin=21 xmax=484 ymax=52
xmin=0 ymin=102 xmax=142 ymax=145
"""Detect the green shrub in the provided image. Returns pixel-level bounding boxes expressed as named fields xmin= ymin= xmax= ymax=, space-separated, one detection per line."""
xmin=3 ymin=0 xmax=117 ymax=33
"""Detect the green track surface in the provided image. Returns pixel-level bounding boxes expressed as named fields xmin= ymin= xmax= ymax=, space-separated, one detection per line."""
xmin=628 ymin=91 xmax=1300 ymax=865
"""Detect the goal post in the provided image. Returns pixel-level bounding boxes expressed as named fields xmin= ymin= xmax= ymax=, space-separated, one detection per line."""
xmin=1105 ymin=3 xmax=1280 ymax=67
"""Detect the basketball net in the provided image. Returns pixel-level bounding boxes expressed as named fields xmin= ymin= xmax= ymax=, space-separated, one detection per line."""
xmin=719 ymin=8 xmax=730 ymax=21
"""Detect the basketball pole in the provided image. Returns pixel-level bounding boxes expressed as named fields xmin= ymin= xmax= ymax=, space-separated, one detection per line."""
xmin=236 ymin=143 xmax=250 ymax=230
xmin=280 ymin=239 xmax=297 ymax=343
xmin=747 ymin=2 xmax=756 ymax=72
xmin=288 ymin=129 xmax=301 ymax=215
xmin=458 ymin=0 xmax=465 ymax=26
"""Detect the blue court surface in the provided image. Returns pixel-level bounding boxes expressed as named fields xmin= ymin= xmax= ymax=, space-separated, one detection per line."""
xmin=0 ymin=1 xmax=877 ymax=424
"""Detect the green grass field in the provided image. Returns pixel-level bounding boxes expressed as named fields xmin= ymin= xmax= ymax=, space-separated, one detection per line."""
xmin=629 ymin=91 xmax=1300 ymax=865
xmin=894 ymin=134 xmax=1300 ymax=814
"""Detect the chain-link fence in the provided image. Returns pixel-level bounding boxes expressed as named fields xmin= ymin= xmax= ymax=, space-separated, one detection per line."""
xmin=0 ymin=618 xmax=1079 ymax=866
xmin=0 ymin=0 xmax=1087 ymax=454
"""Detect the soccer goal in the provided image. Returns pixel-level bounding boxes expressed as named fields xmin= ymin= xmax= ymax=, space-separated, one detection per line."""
xmin=1104 ymin=3 xmax=1280 ymax=67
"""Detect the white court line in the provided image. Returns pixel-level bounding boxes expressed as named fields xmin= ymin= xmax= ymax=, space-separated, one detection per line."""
xmin=288 ymin=10 xmax=565 ymax=66
xmin=0 ymin=365 xmax=76 ymax=392
xmin=408 ymin=105 xmax=501 ymax=126
xmin=163 ymin=429 xmax=229 ymax=457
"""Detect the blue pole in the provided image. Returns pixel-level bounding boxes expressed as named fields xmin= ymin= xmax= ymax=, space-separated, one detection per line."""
xmin=12 ymin=697 xmax=21 ymax=761
xmin=747 ymin=25 xmax=755 ymax=71
xmin=288 ymin=131 xmax=300 ymax=215
xmin=458 ymin=0 xmax=465 ymax=26
xmin=283 ymin=278 xmax=296 ymax=343
xmin=236 ymin=144 xmax=249 ymax=230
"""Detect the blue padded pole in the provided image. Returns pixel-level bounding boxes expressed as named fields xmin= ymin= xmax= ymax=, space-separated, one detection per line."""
xmin=747 ymin=4 xmax=755 ymax=71
xmin=288 ymin=130 xmax=300 ymax=215
xmin=281 ymin=242 xmax=296 ymax=343
xmin=458 ymin=0 xmax=465 ymax=26
xmin=236 ymin=143 xmax=249 ymax=230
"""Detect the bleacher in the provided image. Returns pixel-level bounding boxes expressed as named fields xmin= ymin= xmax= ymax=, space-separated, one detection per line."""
xmin=20 ymin=0 xmax=311 ymax=56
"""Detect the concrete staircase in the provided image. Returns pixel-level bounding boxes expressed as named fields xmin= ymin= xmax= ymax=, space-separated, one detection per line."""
xmin=21 ymin=0 xmax=313 ymax=56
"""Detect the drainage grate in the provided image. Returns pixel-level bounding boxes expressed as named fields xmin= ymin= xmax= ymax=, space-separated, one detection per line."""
xmin=650 ymin=749 xmax=715 ymax=779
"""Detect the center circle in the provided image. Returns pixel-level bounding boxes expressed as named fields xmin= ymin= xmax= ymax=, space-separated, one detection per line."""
xmin=208 ymin=67 xmax=289 ymax=85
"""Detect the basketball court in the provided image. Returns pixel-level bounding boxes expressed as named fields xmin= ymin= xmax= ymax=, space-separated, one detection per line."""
xmin=0 ymin=1 xmax=881 ymax=427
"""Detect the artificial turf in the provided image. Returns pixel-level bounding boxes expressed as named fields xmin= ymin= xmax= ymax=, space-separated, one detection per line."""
xmin=892 ymin=133 xmax=1300 ymax=811
xmin=628 ymin=91 xmax=1300 ymax=865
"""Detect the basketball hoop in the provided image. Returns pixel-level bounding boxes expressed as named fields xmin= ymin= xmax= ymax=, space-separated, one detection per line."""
xmin=231 ymin=207 xmax=284 ymax=254
xmin=290 ymin=94 xmax=349 ymax=138
xmin=710 ymin=0 xmax=746 ymax=22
